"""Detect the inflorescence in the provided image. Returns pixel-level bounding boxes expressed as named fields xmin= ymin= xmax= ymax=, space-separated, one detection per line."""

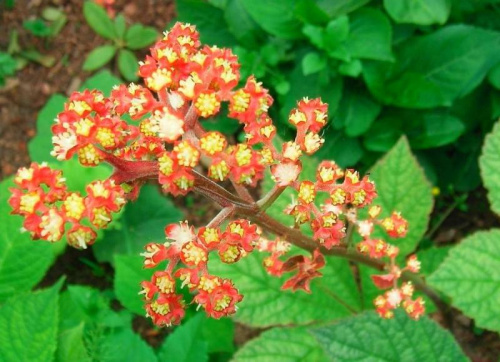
xmin=9 ymin=22 xmax=424 ymax=326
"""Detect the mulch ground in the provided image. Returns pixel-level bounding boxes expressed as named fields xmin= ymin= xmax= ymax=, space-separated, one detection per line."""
xmin=1 ymin=1 xmax=500 ymax=360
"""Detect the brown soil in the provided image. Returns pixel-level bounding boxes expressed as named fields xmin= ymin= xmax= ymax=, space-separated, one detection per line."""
xmin=2 ymin=1 xmax=500 ymax=361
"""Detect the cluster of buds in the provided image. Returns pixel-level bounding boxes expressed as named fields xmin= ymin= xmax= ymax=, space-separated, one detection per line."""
xmin=372 ymin=255 xmax=425 ymax=319
xmin=140 ymin=220 xmax=258 ymax=325
xmin=9 ymin=162 xmax=126 ymax=249
xmin=8 ymin=22 xmax=426 ymax=326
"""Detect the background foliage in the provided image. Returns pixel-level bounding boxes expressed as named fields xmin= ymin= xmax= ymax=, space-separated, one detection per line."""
xmin=2 ymin=0 xmax=500 ymax=361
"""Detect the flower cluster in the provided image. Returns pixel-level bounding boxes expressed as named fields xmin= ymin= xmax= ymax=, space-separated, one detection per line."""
xmin=9 ymin=21 xmax=426 ymax=326
xmin=140 ymin=220 xmax=258 ymax=325
xmin=9 ymin=162 xmax=126 ymax=249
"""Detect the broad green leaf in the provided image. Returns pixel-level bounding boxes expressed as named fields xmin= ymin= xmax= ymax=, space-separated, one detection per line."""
xmin=311 ymin=311 xmax=467 ymax=361
xmin=488 ymin=63 xmax=500 ymax=90
xmin=384 ymin=0 xmax=451 ymax=25
xmin=101 ymin=327 xmax=158 ymax=362
xmin=334 ymin=85 xmax=381 ymax=137
xmin=0 ymin=282 xmax=61 ymax=362
xmin=345 ymin=8 xmax=394 ymax=62
xmin=233 ymin=327 xmax=327 ymax=362
xmin=368 ymin=137 xmax=433 ymax=256
xmin=417 ymin=246 xmax=451 ymax=276
xmin=0 ymin=178 xmax=55 ymax=303
xmin=177 ymin=0 xmax=237 ymax=47
xmin=210 ymin=253 xmax=360 ymax=327
xmin=239 ymin=0 xmax=303 ymax=39
xmin=200 ymin=317 xmax=235 ymax=353
xmin=83 ymin=1 xmax=116 ymax=40
xmin=363 ymin=25 xmax=500 ymax=108
xmin=125 ymin=24 xmax=158 ymax=50
xmin=93 ymin=184 xmax=183 ymax=264
xmin=158 ymin=314 xmax=208 ymax=362
xmin=363 ymin=115 xmax=403 ymax=152
xmin=302 ymin=52 xmax=326 ymax=76
xmin=83 ymin=44 xmax=116 ymax=71
xmin=314 ymin=0 xmax=371 ymax=18
xmin=55 ymin=323 xmax=90 ymax=362
xmin=114 ymin=254 xmax=154 ymax=315
xmin=324 ymin=16 xmax=350 ymax=52
xmin=338 ymin=59 xmax=363 ymax=77
xmin=224 ymin=0 xmax=264 ymax=47
xmin=118 ymin=49 xmax=139 ymax=81
xmin=479 ymin=121 xmax=500 ymax=215
xmin=408 ymin=112 xmax=465 ymax=149
xmin=429 ymin=230 xmax=500 ymax=332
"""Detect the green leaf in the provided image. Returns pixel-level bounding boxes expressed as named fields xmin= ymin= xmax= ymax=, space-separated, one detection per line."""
xmin=368 ymin=137 xmax=434 ymax=256
xmin=114 ymin=14 xmax=126 ymax=40
xmin=118 ymin=49 xmax=139 ymax=81
xmin=200 ymin=317 xmax=235 ymax=353
xmin=334 ymin=85 xmax=381 ymax=137
xmin=363 ymin=115 xmax=403 ymax=152
xmin=345 ymin=8 xmax=394 ymax=62
xmin=0 ymin=52 xmax=17 ymax=85
xmin=429 ymin=230 xmax=500 ymax=332
xmin=238 ymin=0 xmax=303 ymax=39
xmin=417 ymin=246 xmax=451 ymax=276
xmin=82 ymin=69 xmax=122 ymax=95
xmin=302 ymin=52 xmax=326 ymax=76
xmin=55 ymin=323 xmax=90 ymax=362
xmin=311 ymin=311 xmax=467 ymax=361
xmin=408 ymin=111 xmax=465 ymax=149
xmin=102 ymin=326 xmax=158 ymax=362
xmin=488 ymin=62 xmax=500 ymax=90
xmin=363 ymin=25 xmax=500 ymax=108
xmin=83 ymin=1 xmax=116 ymax=40
xmin=315 ymin=130 xmax=364 ymax=167
xmin=0 ymin=178 xmax=55 ymax=303
xmin=233 ymin=327 xmax=327 ymax=361
xmin=384 ymin=0 xmax=451 ymax=25
xmin=158 ymin=314 xmax=209 ymax=362
xmin=93 ymin=184 xmax=183 ymax=264
xmin=480 ymin=121 xmax=500 ymax=216
xmin=210 ymin=253 xmax=360 ymax=327
xmin=0 ymin=282 xmax=62 ymax=362
xmin=23 ymin=18 xmax=52 ymax=37
xmin=324 ymin=16 xmax=350 ymax=52
xmin=338 ymin=59 xmax=362 ymax=77
xmin=314 ymin=0 xmax=371 ymax=18
xmin=83 ymin=45 xmax=117 ymax=71
xmin=125 ymin=24 xmax=158 ymax=50
xmin=114 ymin=254 xmax=154 ymax=315
xmin=177 ymin=0 xmax=237 ymax=47
xmin=224 ymin=0 xmax=264 ymax=47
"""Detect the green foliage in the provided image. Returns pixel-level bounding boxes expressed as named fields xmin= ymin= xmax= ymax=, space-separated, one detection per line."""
xmin=311 ymin=311 xmax=467 ymax=361
xmin=233 ymin=327 xmax=327 ymax=361
xmin=83 ymin=1 xmax=158 ymax=80
xmin=429 ymin=230 xmax=500 ymax=332
xmin=0 ymin=281 xmax=62 ymax=362
xmin=93 ymin=184 xmax=183 ymax=264
xmin=384 ymin=0 xmax=451 ymax=25
xmin=158 ymin=314 xmax=209 ymax=362
xmin=0 ymin=51 xmax=16 ymax=86
xmin=479 ymin=120 xmax=500 ymax=215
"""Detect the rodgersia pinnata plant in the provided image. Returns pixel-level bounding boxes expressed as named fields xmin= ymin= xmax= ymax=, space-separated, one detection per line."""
xmin=9 ymin=22 xmax=428 ymax=327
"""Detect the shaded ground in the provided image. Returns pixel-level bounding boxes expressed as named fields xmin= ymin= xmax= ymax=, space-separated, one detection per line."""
xmin=1 ymin=1 xmax=500 ymax=361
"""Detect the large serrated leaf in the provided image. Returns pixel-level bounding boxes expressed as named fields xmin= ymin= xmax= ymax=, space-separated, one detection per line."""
xmin=369 ymin=136 xmax=433 ymax=256
xmin=233 ymin=327 xmax=327 ymax=362
xmin=311 ymin=311 xmax=467 ymax=361
xmin=479 ymin=121 xmax=500 ymax=216
xmin=429 ymin=230 xmax=500 ymax=332
xmin=0 ymin=281 xmax=62 ymax=362
xmin=0 ymin=178 xmax=55 ymax=303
